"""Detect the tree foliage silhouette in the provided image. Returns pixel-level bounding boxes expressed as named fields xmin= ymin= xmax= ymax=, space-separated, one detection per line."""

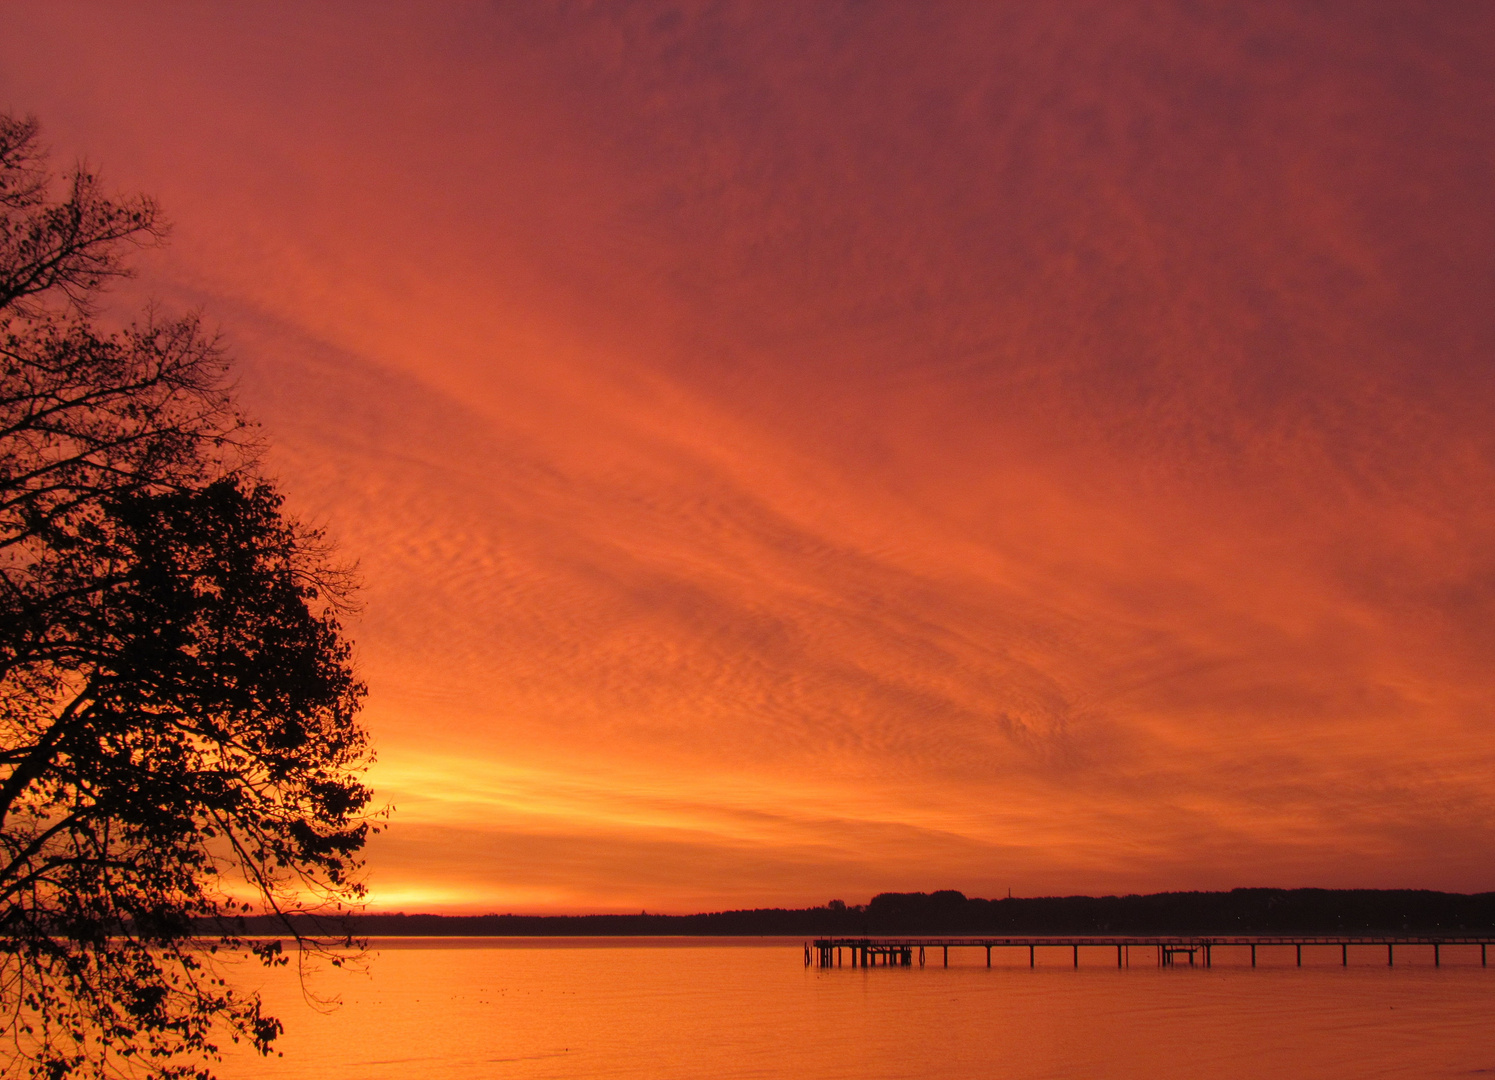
xmin=0 ymin=114 xmax=375 ymax=1078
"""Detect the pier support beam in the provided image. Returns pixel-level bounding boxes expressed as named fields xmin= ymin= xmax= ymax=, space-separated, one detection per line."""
xmin=1342 ymin=944 xmax=1347 ymax=966
xmin=1073 ymin=944 xmax=1079 ymax=968
xmin=1117 ymin=945 xmax=1123 ymax=968
xmin=1388 ymin=944 xmax=1393 ymax=967
xmin=1435 ymin=943 xmax=1440 ymax=967
xmin=1030 ymin=945 xmax=1035 ymax=968
xmin=1250 ymin=944 xmax=1256 ymax=968
xmin=1296 ymin=944 xmax=1302 ymax=967
xmin=986 ymin=945 xmax=991 ymax=967
xmin=943 ymin=946 xmax=948 ymax=968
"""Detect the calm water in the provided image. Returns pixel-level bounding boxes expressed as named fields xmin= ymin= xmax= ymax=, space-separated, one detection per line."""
xmin=216 ymin=937 xmax=1495 ymax=1079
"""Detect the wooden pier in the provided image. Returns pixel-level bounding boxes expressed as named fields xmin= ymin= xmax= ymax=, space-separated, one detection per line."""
xmin=806 ymin=936 xmax=1495 ymax=969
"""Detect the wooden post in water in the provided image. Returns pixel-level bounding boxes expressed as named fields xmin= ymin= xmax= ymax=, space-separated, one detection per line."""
xmin=1250 ymin=943 xmax=1256 ymax=968
xmin=1435 ymin=943 xmax=1440 ymax=968
xmin=943 ymin=945 xmax=948 ymax=968
xmin=1296 ymin=944 xmax=1302 ymax=967
xmin=1030 ymin=945 xmax=1035 ymax=968
xmin=1388 ymin=944 xmax=1393 ymax=967
xmin=1117 ymin=944 xmax=1122 ymax=968
xmin=1073 ymin=944 xmax=1079 ymax=968
xmin=986 ymin=945 xmax=991 ymax=967
xmin=1342 ymin=944 xmax=1347 ymax=966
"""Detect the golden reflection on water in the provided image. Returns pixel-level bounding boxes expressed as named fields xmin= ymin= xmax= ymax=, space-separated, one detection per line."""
xmin=217 ymin=938 xmax=1495 ymax=1079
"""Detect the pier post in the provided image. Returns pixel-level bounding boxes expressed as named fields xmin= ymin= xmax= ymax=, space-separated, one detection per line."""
xmin=1388 ymin=944 xmax=1393 ymax=967
xmin=919 ymin=946 xmax=925 ymax=967
xmin=1117 ymin=944 xmax=1122 ymax=968
xmin=1073 ymin=944 xmax=1079 ymax=968
xmin=1435 ymin=943 xmax=1440 ymax=967
xmin=986 ymin=945 xmax=991 ymax=967
xmin=943 ymin=946 xmax=948 ymax=968
xmin=1296 ymin=944 xmax=1302 ymax=967
xmin=1342 ymin=944 xmax=1347 ymax=966
xmin=1250 ymin=943 xmax=1256 ymax=968
xmin=1030 ymin=945 xmax=1035 ymax=968
xmin=1484 ymin=944 xmax=1488 ymax=967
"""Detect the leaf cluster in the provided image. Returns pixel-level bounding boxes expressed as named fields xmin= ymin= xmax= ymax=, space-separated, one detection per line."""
xmin=0 ymin=115 xmax=377 ymax=1078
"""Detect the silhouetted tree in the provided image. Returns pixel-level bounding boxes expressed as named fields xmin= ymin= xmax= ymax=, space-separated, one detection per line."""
xmin=0 ymin=114 xmax=374 ymax=1078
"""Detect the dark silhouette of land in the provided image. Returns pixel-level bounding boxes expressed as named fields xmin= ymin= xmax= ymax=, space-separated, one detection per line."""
xmin=242 ymin=889 xmax=1495 ymax=937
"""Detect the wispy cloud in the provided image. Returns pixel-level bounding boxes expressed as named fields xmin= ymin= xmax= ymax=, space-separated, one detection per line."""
xmin=3 ymin=1 xmax=1493 ymax=910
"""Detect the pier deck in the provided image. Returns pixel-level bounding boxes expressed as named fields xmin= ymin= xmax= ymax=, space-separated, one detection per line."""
xmin=807 ymin=936 xmax=1495 ymax=969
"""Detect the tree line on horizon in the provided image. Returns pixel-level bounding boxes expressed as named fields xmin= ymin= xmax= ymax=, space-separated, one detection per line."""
xmin=255 ymin=888 xmax=1495 ymax=938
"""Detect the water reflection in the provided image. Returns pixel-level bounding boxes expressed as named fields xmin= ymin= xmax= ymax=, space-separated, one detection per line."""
xmin=218 ymin=938 xmax=1495 ymax=1080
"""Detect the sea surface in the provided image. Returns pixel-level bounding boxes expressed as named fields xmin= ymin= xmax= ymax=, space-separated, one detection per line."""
xmin=216 ymin=937 xmax=1495 ymax=1079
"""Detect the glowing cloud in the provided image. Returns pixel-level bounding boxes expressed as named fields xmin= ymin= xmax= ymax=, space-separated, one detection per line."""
xmin=3 ymin=2 xmax=1493 ymax=910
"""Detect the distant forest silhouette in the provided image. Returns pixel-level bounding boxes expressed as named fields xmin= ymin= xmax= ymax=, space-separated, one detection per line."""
xmin=238 ymin=889 xmax=1495 ymax=937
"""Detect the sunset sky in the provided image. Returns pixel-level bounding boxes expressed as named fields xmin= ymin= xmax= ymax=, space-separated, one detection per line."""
xmin=3 ymin=2 xmax=1493 ymax=913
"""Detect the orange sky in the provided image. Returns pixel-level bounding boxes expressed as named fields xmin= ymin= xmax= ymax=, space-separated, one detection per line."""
xmin=3 ymin=2 xmax=1494 ymax=913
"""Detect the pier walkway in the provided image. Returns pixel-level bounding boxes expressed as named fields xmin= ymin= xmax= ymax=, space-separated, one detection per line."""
xmin=807 ymin=936 xmax=1495 ymax=969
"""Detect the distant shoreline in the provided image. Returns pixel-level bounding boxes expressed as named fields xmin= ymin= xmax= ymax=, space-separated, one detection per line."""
xmin=218 ymin=888 xmax=1495 ymax=937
